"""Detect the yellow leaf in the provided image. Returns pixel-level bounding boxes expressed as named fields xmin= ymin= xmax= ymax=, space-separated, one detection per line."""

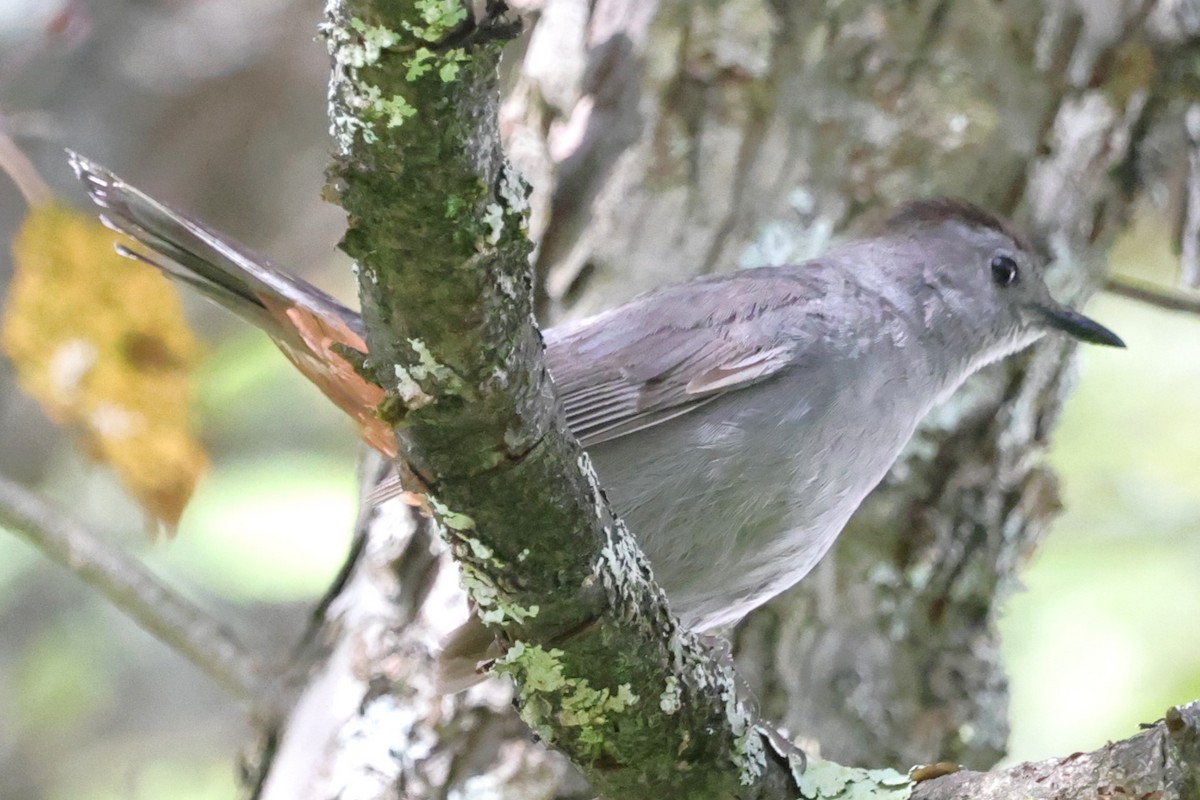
xmin=1 ymin=202 xmax=207 ymax=529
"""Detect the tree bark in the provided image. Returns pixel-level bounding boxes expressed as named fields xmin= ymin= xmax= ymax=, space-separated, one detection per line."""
xmin=245 ymin=1 xmax=1200 ymax=797
xmin=512 ymin=0 xmax=1200 ymax=770
xmin=252 ymin=2 xmax=798 ymax=797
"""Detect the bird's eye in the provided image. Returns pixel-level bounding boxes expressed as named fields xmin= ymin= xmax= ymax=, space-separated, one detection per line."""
xmin=990 ymin=255 xmax=1019 ymax=288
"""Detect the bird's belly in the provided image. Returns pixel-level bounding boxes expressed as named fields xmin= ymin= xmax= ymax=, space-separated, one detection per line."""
xmin=585 ymin=373 xmax=918 ymax=631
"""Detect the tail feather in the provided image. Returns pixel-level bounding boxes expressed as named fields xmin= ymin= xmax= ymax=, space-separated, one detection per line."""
xmin=68 ymin=151 xmax=398 ymax=457
xmin=68 ymin=150 xmax=359 ymax=337
xmin=111 ymin=241 xmax=267 ymax=327
xmin=72 ymin=154 xmax=506 ymax=689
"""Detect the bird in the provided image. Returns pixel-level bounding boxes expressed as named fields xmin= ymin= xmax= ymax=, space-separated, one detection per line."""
xmin=68 ymin=152 xmax=1123 ymax=686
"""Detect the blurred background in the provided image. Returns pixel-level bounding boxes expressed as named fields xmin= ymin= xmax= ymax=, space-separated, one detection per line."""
xmin=0 ymin=1 xmax=1196 ymax=798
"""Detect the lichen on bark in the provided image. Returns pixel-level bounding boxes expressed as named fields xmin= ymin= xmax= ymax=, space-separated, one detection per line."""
xmin=319 ymin=1 xmax=799 ymax=795
xmin=247 ymin=1 xmax=1200 ymax=797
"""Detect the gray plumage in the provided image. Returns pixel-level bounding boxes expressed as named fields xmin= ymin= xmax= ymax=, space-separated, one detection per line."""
xmin=69 ymin=153 xmax=1122 ymax=681
xmin=546 ymin=221 xmax=1078 ymax=630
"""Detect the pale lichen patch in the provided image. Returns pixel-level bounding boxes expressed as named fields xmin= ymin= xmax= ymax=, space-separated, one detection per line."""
xmin=433 ymin=516 xmax=539 ymax=627
xmin=498 ymin=643 xmax=643 ymax=758
xmin=495 ymin=642 xmax=568 ymax=742
xmin=462 ymin=535 xmax=491 ymax=559
xmin=404 ymin=46 xmax=435 ymax=80
xmin=403 ymin=0 xmax=467 ymax=42
xmin=348 ymin=17 xmax=401 ymax=66
xmin=359 ymin=85 xmax=418 ymax=129
xmin=659 ymin=675 xmax=681 ymax=714
xmin=596 ymin=522 xmax=658 ymax=612
xmin=794 ymin=757 xmax=912 ymax=800
xmin=393 ymin=364 xmax=434 ymax=408
xmin=387 ymin=337 xmax=466 ymax=410
xmin=482 ymin=203 xmax=505 ymax=245
xmin=493 ymin=270 xmax=519 ymax=300
xmin=498 ymin=641 xmax=568 ymax=692
xmin=406 ymin=45 xmax=469 ymax=83
xmin=497 ymin=161 xmax=530 ymax=217
xmin=324 ymin=4 xmax=403 ymax=150
xmin=580 ymin=450 xmax=657 ymax=609
xmin=427 ymin=496 xmax=476 ymax=532
xmin=718 ymin=676 xmax=766 ymax=785
xmin=479 ymin=603 xmax=539 ymax=625
xmin=325 ymin=3 xmax=457 ymax=149
xmin=407 ymin=338 xmax=464 ymax=393
xmin=559 ymin=681 xmax=640 ymax=728
xmin=734 ymin=725 xmax=767 ymax=786
xmin=458 ymin=561 xmax=499 ymax=608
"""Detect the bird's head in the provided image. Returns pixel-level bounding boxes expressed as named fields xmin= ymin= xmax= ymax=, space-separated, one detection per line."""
xmin=880 ymin=198 xmax=1124 ymax=362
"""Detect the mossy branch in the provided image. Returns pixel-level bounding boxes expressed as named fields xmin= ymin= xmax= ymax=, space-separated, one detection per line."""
xmin=318 ymin=2 xmax=1200 ymax=798
xmin=323 ymin=0 xmax=799 ymax=795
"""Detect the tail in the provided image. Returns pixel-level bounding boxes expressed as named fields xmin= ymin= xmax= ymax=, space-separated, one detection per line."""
xmin=68 ymin=152 xmax=397 ymax=457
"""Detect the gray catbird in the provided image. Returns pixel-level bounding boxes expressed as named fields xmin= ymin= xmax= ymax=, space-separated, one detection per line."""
xmin=69 ymin=153 xmax=1122 ymax=685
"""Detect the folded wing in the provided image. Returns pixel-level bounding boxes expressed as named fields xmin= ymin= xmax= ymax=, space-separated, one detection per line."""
xmin=545 ymin=272 xmax=817 ymax=447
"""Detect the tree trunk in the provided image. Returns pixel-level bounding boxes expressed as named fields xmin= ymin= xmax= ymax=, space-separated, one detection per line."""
xmin=247 ymin=0 xmax=1200 ymax=796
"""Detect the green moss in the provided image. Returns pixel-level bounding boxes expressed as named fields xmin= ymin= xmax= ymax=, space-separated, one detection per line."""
xmin=444 ymin=194 xmax=466 ymax=219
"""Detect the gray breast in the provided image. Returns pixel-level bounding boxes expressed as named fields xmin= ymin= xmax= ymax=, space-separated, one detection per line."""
xmin=585 ymin=354 xmax=926 ymax=631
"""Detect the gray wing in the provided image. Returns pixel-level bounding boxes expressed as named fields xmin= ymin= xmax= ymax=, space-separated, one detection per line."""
xmin=544 ymin=269 xmax=822 ymax=447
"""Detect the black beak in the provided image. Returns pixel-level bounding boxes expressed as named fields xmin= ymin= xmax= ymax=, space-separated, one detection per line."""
xmin=1034 ymin=304 xmax=1126 ymax=348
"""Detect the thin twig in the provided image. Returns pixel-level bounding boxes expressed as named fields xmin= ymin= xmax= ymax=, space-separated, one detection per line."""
xmin=1181 ymin=103 xmax=1200 ymax=288
xmin=1104 ymin=275 xmax=1200 ymax=316
xmin=0 ymin=474 xmax=269 ymax=703
xmin=0 ymin=124 xmax=52 ymax=206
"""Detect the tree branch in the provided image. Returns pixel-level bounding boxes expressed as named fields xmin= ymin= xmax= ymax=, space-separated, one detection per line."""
xmin=251 ymin=2 xmax=1200 ymax=797
xmin=0 ymin=474 xmax=268 ymax=703
xmin=914 ymin=702 xmax=1200 ymax=800
xmin=323 ymin=1 xmax=799 ymax=796
xmin=0 ymin=126 xmax=52 ymax=207
xmin=1179 ymin=102 xmax=1200 ymax=289
xmin=250 ymin=453 xmax=590 ymax=799
xmin=1104 ymin=275 xmax=1200 ymax=316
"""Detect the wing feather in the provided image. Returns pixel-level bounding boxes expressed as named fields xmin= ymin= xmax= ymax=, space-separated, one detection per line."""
xmin=545 ymin=272 xmax=819 ymax=447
